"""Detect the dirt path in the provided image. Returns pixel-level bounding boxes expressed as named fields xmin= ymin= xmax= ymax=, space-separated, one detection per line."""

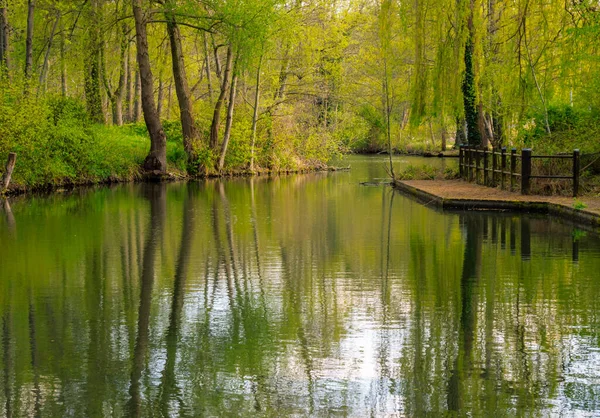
xmin=395 ymin=180 xmax=600 ymax=225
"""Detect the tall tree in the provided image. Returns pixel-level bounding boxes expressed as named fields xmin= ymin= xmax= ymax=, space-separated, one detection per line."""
xmin=131 ymin=0 xmax=167 ymax=173
xmin=84 ymin=0 xmax=104 ymax=123
xmin=462 ymin=0 xmax=481 ymax=146
xmin=209 ymin=45 xmax=233 ymax=150
xmin=379 ymin=0 xmax=396 ymax=177
xmin=102 ymin=18 xmax=129 ymax=126
xmin=24 ymin=0 xmax=34 ymax=79
xmin=0 ymin=1 xmax=9 ymax=74
xmin=218 ymin=62 xmax=238 ymax=171
xmin=38 ymin=11 xmax=60 ymax=94
xmin=164 ymin=0 xmax=199 ymax=167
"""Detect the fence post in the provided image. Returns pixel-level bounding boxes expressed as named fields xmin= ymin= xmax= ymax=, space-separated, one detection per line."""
xmin=459 ymin=146 xmax=464 ymax=178
xmin=501 ymin=147 xmax=507 ymax=190
xmin=573 ymin=149 xmax=580 ymax=197
xmin=467 ymin=145 xmax=473 ymax=181
xmin=483 ymin=149 xmax=489 ymax=185
xmin=475 ymin=149 xmax=481 ymax=184
xmin=521 ymin=148 xmax=532 ymax=195
xmin=510 ymin=148 xmax=517 ymax=192
xmin=492 ymin=149 xmax=498 ymax=186
xmin=469 ymin=148 xmax=474 ymax=181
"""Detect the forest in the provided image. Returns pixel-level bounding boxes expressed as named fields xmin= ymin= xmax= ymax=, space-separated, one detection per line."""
xmin=1 ymin=0 xmax=600 ymax=187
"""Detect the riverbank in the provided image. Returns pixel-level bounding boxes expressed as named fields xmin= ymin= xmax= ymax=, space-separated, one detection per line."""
xmin=393 ymin=179 xmax=600 ymax=228
xmin=1 ymin=164 xmax=349 ymax=197
xmin=0 ymin=119 xmax=349 ymax=197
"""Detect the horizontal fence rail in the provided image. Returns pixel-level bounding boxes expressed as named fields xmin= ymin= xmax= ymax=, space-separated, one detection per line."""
xmin=458 ymin=146 xmax=580 ymax=197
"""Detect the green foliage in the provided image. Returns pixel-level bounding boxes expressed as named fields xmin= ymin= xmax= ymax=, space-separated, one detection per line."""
xmin=356 ymin=105 xmax=385 ymax=152
xmin=161 ymin=120 xmax=184 ymax=143
xmin=572 ymin=228 xmax=587 ymax=241
xmin=0 ymin=85 xmax=186 ymax=188
xmin=396 ymin=163 xmax=460 ymax=180
xmin=192 ymin=142 xmax=216 ymax=174
xmin=125 ymin=121 xmax=183 ymax=143
xmin=5 ymin=0 xmax=600 ymax=186
xmin=572 ymin=200 xmax=587 ymax=211
xmin=47 ymin=95 xmax=90 ymax=127
xmin=462 ymin=38 xmax=480 ymax=146
xmin=518 ymin=105 xmax=600 ymax=153
xmin=397 ymin=164 xmax=433 ymax=180
xmin=443 ymin=166 xmax=460 ymax=180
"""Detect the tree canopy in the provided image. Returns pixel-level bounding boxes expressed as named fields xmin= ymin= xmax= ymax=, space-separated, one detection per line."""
xmin=1 ymin=0 xmax=600 ymax=181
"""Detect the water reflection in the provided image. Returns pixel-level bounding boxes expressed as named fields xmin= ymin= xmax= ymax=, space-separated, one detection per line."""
xmin=128 ymin=184 xmax=166 ymax=417
xmin=0 ymin=156 xmax=599 ymax=416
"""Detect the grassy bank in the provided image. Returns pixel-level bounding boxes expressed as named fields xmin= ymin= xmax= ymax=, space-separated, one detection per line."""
xmin=0 ymin=120 xmax=332 ymax=194
xmin=0 ymin=92 xmax=335 ymax=194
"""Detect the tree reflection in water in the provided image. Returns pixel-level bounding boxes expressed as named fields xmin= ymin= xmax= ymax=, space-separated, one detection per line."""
xmin=0 ymin=163 xmax=599 ymax=416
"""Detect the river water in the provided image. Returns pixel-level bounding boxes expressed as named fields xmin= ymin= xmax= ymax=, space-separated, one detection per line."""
xmin=1 ymin=155 xmax=599 ymax=416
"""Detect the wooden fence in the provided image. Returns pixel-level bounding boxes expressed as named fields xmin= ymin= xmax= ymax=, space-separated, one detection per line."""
xmin=458 ymin=146 xmax=581 ymax=197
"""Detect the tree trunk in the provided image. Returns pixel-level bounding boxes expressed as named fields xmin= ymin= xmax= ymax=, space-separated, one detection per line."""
xmin=157 ymin=74 xmax=163 ymax=119
xmin=383 ymin=52 xmax=395 ymax=178
xmin=0 ymin=5 xmax=10 ymax=75
xmin=428 ymin=119 xmax=436 ymax=150
xmin=209 ymin=45 xmax=233 ymax=149
xmin=112 ymin=96 xmax=123 ymax=126
xmin=203 ymin=33 xmax=213 ymax=104
xmin=274 ymin=44 xmax=291 ymax=100
xmin=478 ymin=103 xmax=488 ymax=148
xmin=125 ymin=45 xmax=133 ymax=122
xmin=102 ymin=22 xmax=127 ymax=126
xmin=212 ymin=35 xmax=222 ymax=82
xmin=24 ymin=0 xmax=35 ymax=79
xmin=462 ymin=0 xmax=481 ymax=146
xmin=166 ymin=82 xmax=172 ymax=119
xmin=38 ymin=12 xmax=60 ymax=93
xmin=455 ymin=117 xmax=467 ymax=146
xmin=133 ymin=69 xmax=141 ymax=122
xmin=1 ymin=153 xmax=16 ymax=192
xmin=131 ymin=0 xmax=167 ymax=173
xmin=441 ymin=125 xmax=447 ymax=151
xmin=114 ymin=24 xmax=128 ymax=126
xmin=84 ymin=0 xmax=104 ymax=123
xmin=218 ymin=72 xmax=238 ymax=172
xmin=250 ymin=54 xmax=263 ymax=172
xmin=60 ymin=18 xmax=67 ymax=96
xmin=165 ymin=4 xmax=199 ymax=164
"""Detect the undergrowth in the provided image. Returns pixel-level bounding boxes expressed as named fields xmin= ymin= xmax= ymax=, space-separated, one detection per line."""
xmin=396 ymin=164 xmax=459 ymax=181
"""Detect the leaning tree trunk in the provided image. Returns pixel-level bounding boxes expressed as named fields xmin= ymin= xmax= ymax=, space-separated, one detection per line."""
xmin=218 ymin=71 xmax=238 ymax=172
xmin=203 ymin=33 xmax=213 ymax=104
xmin=250 ymin=54 xmax=263 ymax=172
xmin=165 ymin=4 xmax=199 ymax=165
xmin=38 ymin=12 xmax=60 ymax=93
xmin=209 ymin=46 xmax=233 ymax=149
xmin=131 ymin=0 xmax=167 ymax=173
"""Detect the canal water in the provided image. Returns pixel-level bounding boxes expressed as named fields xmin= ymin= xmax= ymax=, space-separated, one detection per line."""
xmin=0 ymin=155 xmax=599 ymax=416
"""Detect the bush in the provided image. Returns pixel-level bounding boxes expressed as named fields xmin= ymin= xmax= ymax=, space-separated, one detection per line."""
xmin=396 ymin=164 xmax=459 ymax=181
xmin=0 ymin=82 xmax=188 ymax=187
xmin=518 ymin=105 xmax=600 ymax=154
